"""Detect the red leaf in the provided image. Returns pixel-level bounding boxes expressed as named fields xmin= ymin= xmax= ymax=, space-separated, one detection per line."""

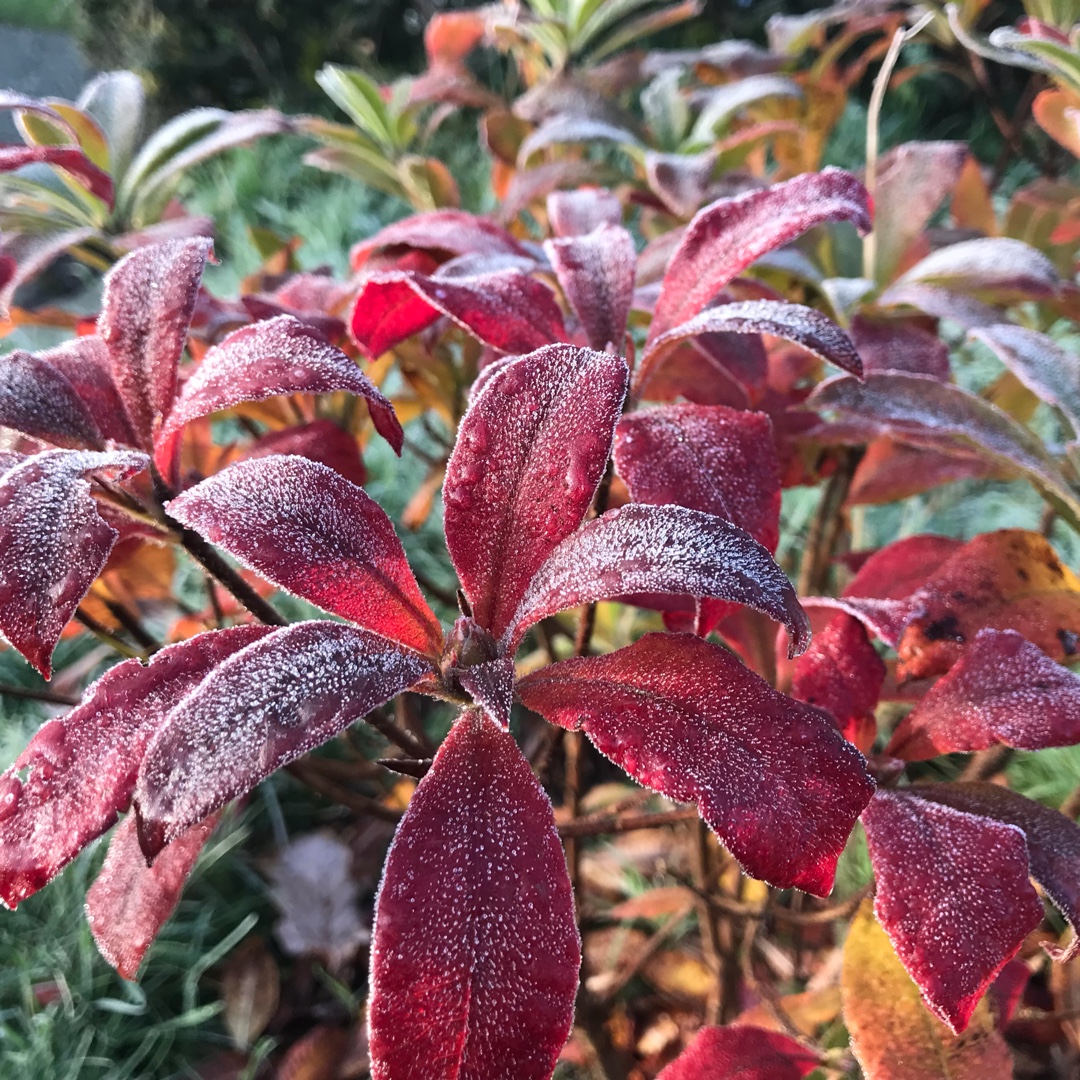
xmin=41 ymin=336 xmax=138 ymax=446
xmin=0 ymin=144 xmax=114 ymax=207
xmin=844 ymin=534 xmax=963 ymax=601
xmin=791 ymin=614 xmax=884 ymax=752
xmin=519 ymin=634 xmax=873 ymax=894
xmin=238 ymin=420 xmax=367 ymax=487
xmin=847 ymin=439 xmax=1004 ymax=506
xmin=350 ymin=269 xmax=565 ymax=359
xmin=444 ymin=344 xmax=628 ymax=640
xmin=85 ymin=812 xmax=217 ymax=979
xmin=638 ymin=300 xmax=863 ymax=398
xmin=506 ymin=504 xmax=811 ymax=657
xmin=546 ymin=187 xmax=622 ymax=237
xmin=99 ymin=238 xmax=212 ymax=449
xmin=167 ymin=456 xmax=442 ymax=657
xmin=156 ymin=315 xmax=402 ymax=472
xmin=0 ymin=626 xmax=269 ymax=907
xmin=656 ymin=1025 xmax=820 ymax=1080
xmin=850 ymin=316 xmax=950 ymax=380
xmin=544 ymin=224 xmax=635 ymax=351
xmin=0 ymin=449 xmax=148 ymax=677
xmin=647 ymin=168 xmax=870 ymax=344
xmin=0 ymin=349 xmax=104 ymax=449
xmin=797 ymin=596 xmax=923 ymax=649
xmin=887 ymin=628 xmax=1080 ymax=758
xmin=861 ymin=788 xmax=1043 ymax=1033
xmin=134 ymin=621 xmax=435 ymax=857
xmin=369 ymin=709 xmax=579 ymax=1080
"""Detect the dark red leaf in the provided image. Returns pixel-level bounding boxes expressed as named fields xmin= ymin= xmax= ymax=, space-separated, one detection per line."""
xmin=850 ymin=316 xmax=950 ymax=380
xmin=369 ymin=709 xmax=580 ymax=1080
xmin=167 ymin=456 xmax=442 ymax=657
xmin=98 ymin=238 xmax=212 ymax=449
xmin=444 ymin=344 xmax=628 ymax=640
xmin=847 ymin=440 xmax=1004 ymax=506
xmin=135 ymin=622 xmax=435 ymax=856
xmin=0 ymin=626 xmax=269 ymax=907
xmin=86 ymin=812 xmax=217 ymax=979
xmin=454 ymin=655 xmax=516 ymax=730
xmin=861 ymin=788 xmax=1043 ymax=1033
xmin=0 ymin=449 xmax=148 ymax=677
xmin=518 ymin=633 xmax=873 ymax=894
xmin=350 ymin=269 xmax=565 ymax=359
xmin=238 ymin=420 xmax=367 ymax=487
xmin=157 ymin=314 xmax=401 ymax=471
xmin=656 ymin=1024 xmax=820 ymax=1080
xmin=990 ymin=959 xmax=1030 ymax=1026
xmin=547 ymin=187 xmax=622 ymax=237
xmin=0 ymin=349 xmax=103 ymax=449
xmin=544 ymin=224 xmax=635 ymax=352
xmin=844 ymin=535 xmax=963 ymax=601
xmin=41 ymin=336 xmax=138 ymax=446
xmin=0 ymin=144 xmax=114 ymax=207
xmin=647 ymin=168 xmax=871 ymax=344
xmin=506 ymin=504 xmax=811 ymax=657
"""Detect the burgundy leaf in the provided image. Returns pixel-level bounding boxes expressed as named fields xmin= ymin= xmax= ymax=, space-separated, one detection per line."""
xmin=847 ymin=439 xmax=1004 ymax=505
xmin=546 ymin=187 xmax=622 ymax=237
xmin=893 ymin=237 xmax=1060 ymax=299
xmin=167 ymin=456 xmax=442 ymax=657
xmin=0 ymin=144 xmax=114 ymax=207
xmin=518 ymin=633 xmax=874 ymax=894
xmin=0 ymin=349 xmax=103 ymax=449
xmin=369 ymin=708 xmax=579 ymax=1080
xmin=544 ymin=224 xmax=635 ymax=352
xmin=861 ymin=788 xmax=1043 ymax=1033
xmin=0 ymin=625 xmax=269 ymax=907
xmin=85 ymin=812 xmax=218 ymax=979
xmin=455 ymin=656 xmax=516 ymax=730
xmin=135 ymin=621 xmax=435 ymax=857
xmin=240 ymin=294 xmax=345 ymax=343
xmin=887 ymin=628 xmax=1080 ymax=759
xmin=914 ymin=781 xmax=1080 ymax=962
xmin=507 ymin=504 xmax=811 ymax=657
xmin=444 ymin=344 xmax=628 ymax=640
xmin=518 ymin=115 xmax=639 ymax=163
xmin=656 ymin=1025 xmax=820 ymax=1080
xmin=648 ymin=168 xmax=871 ymax=344
xmin=638 ymin=299 xmax=862 ymax=400
xmin=350 ymin=269 xmax=565 ymax=359
xmin=156 ymin=315 xmax=401 ymax=468
xmin=239 ymin=420 xmax=367 ymax=487
xmin=0 ymin=449 xmax=148 ymax=677
xmin=850 ymin=316 xmax=950 ymax=380
xmin=98 ymin=238 xmax=212 ymax=449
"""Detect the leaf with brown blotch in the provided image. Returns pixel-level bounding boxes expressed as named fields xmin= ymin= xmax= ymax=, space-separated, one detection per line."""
xmin=0 ymin=348 xmax=104 ymax=450
xmin=518 ymin=633 xmax=875 ymax=896
xmin=842 ymin=899 xmax=1014 ymax=1079
xmin=655 ymin=1024 xmax=820 ymax=1080
xmin=891 ymin=237 xmax=1060 ymax=300
xmin=861 ymin=789 xmax=1043 ymax=1033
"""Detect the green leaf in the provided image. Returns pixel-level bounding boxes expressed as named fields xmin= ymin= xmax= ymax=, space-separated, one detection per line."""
xmin=315 ymin=65 xmax=396 ymax=150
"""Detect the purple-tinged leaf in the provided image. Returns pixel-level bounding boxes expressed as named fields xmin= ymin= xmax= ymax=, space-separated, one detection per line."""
xmin=135 ymin=621 xmax=435 ymax=857
xmin=850 ymin=316 xmax=950 ymax=380
xmin=877 ymin=282 xmax=1002 ymax=329
xmin=507 ymin=504 xmax=810 ymax=656
xmin=645 ymin=150 xmax=717 ymax=221
xmin=893 ymin=237 xmax=1060 ymax=299
xmin=350 ymin=269 xmax=565 ymax=359
xmin=970 ymin=324 xmax=1080 ymax=436
xmin=546 ymin=187 xmax=622 ymax=237
xmin=0 ymin=144 xmax=114 ymax=206
xmin=0 ymin=626 xmax=269 ymax=907
xmin=98 ymin=238 xmax=212 ymax=449
xmin=637 ymin=299 xmax=862 ymax=399
xmin=544 ymin=224 xmax=636 ymax=351
xmin=455 ymin=656 xmax=516 ymax=731
xmin=518 ymin=115 xmax=640 ymax=164
xmin=0 ymin=349 xmax=103 ymax=449
xmin=518 ymin=633 xmax=874 ymax=895
xmin=369 ymin=709 xmax=579 ymax=1080
xmin=655 ymin=1025 xmax=820 ymax=1080
xmin=155 ymin=315 xmax=402 ymax=471
xmin=648 ymin=168 xmax=871 ymax=344
xmin=0 ymin=449 xmax=148 ymax=677
xmin=167 ymin=456 xmax=442 ymax=657
xmin=887 ymin=628 xmax=1080 ymax=759
xmin=444 ymin=344 xmax=628 ymax=641
xmin=861 ymin=788 xmax=1043 ymax=1033
xmin=914 ymin=781 xmax=1080 ymax=962
xmin=85 ymin=812 xmax=217 ymax=979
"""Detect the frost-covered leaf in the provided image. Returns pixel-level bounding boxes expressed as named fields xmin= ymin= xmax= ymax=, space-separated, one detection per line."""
xmin=444 ymin=344 xmax=628 ymax=640
xmin=156 ymin=314 xmax=402 ymax=471
xmin=369 ymin=709 xmax=579 ymax=1080
xmin=0 ymin=349 xmax=103 ymax=449
xmin=645 ymin=150 xmax=717 ymax=220
xmin=638 ymin=300 xmax=862 ymax=398
xmin=0 ymin=626 xmax=269 ymax=907
xmin=861 ymin=789 xmax=1043 ymax=1033
xmin=877 ymin=282 xmax=1002 ymax=329
xmin=893 ymin=237 xmax=1060 ymax=299
xmin=507 ymin=504 xmax=810 ymax=656
xmin=518 ymin=115 xmax=640 ymax=164
xmin=648 ymin=168 xmax=871 ymax=344
xmin=544 ymin=224 xmax=635 ymax=351
xmin=98 ymin=238 xmax=212 ymax=449
xmin=454 ymin=655 xmax=516 ymax=730
xmin=135 ymin=621 xmax=435 ymax=857
xmin=655 ymin=1024 xmax=819 ymax=1080
xmin=0 ymin=449 xmax=148 ymax=677
xmin=546 ymin=187 xmax=622 ymax=237
xmin=0 ymin=144 xmax=114 ymax=206
xmin=847 ymin=440 xmax=1004 ymax=505
xmin=350 ymin=269 xmax=565 ymax=359
xmin=850 ymin=317 xmax=950 ymax=380
xmin=168 ymin=456 xmax=442 ymax=657
xmin=518 ymin=633 xmax=874 ymax=895
xmin=85 ymin=812 xmax=217 ymax=979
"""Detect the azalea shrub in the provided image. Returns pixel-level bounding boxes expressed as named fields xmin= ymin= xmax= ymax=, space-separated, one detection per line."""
xmin=3 ymin=1 xmax=1080 ymax=1078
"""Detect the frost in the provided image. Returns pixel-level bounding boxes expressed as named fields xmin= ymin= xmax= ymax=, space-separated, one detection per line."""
xmin=0 ymin=349 xmax=103 ymax=450
xmin=546 ymin=187 xmax=622 ymax=237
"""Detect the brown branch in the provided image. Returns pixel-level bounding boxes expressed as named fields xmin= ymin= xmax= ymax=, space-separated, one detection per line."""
xmin=960 ymin=745 xmax=1013 ymax=782
xmin=692 ymin=820 xmax=725 ymax=1024
xmin=798 ymin=448 xmax=862 ymax=597
xmin=101 ymin=599 xmax=160 ymax=653
xmin=285 ymin=761 xmax=402 ymax=823
xmin=365 ymin=707 xmax=431 ymax=760
xmin=558 ymin=805 xmax=700 ymax=839
xmin=0 ymin=683 xmax=79 ymax=707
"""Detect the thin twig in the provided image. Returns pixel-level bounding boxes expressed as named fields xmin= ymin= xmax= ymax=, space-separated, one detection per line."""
xmin=75 ymin=609 xmax=145 ymax=660
xmin=102 ymin=599 xmax=160 ymax=653
xmin=960 ymin=745 xmax=1013 ymax=782
xmin=692 ymin=820 xmax=725 ymax=1024
xmin=0 ymin=683 xmax=79 ymax=707
xmin=285 ymin=761 xmax=402 ymax=823
xmin=797 ymin=449 xmax=863 ymax=596
xmin=365 ymin=707 xmax=431 ymax=760
xmin=558 ymin=805 xmax=700 ymax=839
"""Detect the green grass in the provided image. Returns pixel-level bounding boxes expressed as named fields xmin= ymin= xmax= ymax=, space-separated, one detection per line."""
xmin=0 ymin=0 xmax=77 ymax=32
